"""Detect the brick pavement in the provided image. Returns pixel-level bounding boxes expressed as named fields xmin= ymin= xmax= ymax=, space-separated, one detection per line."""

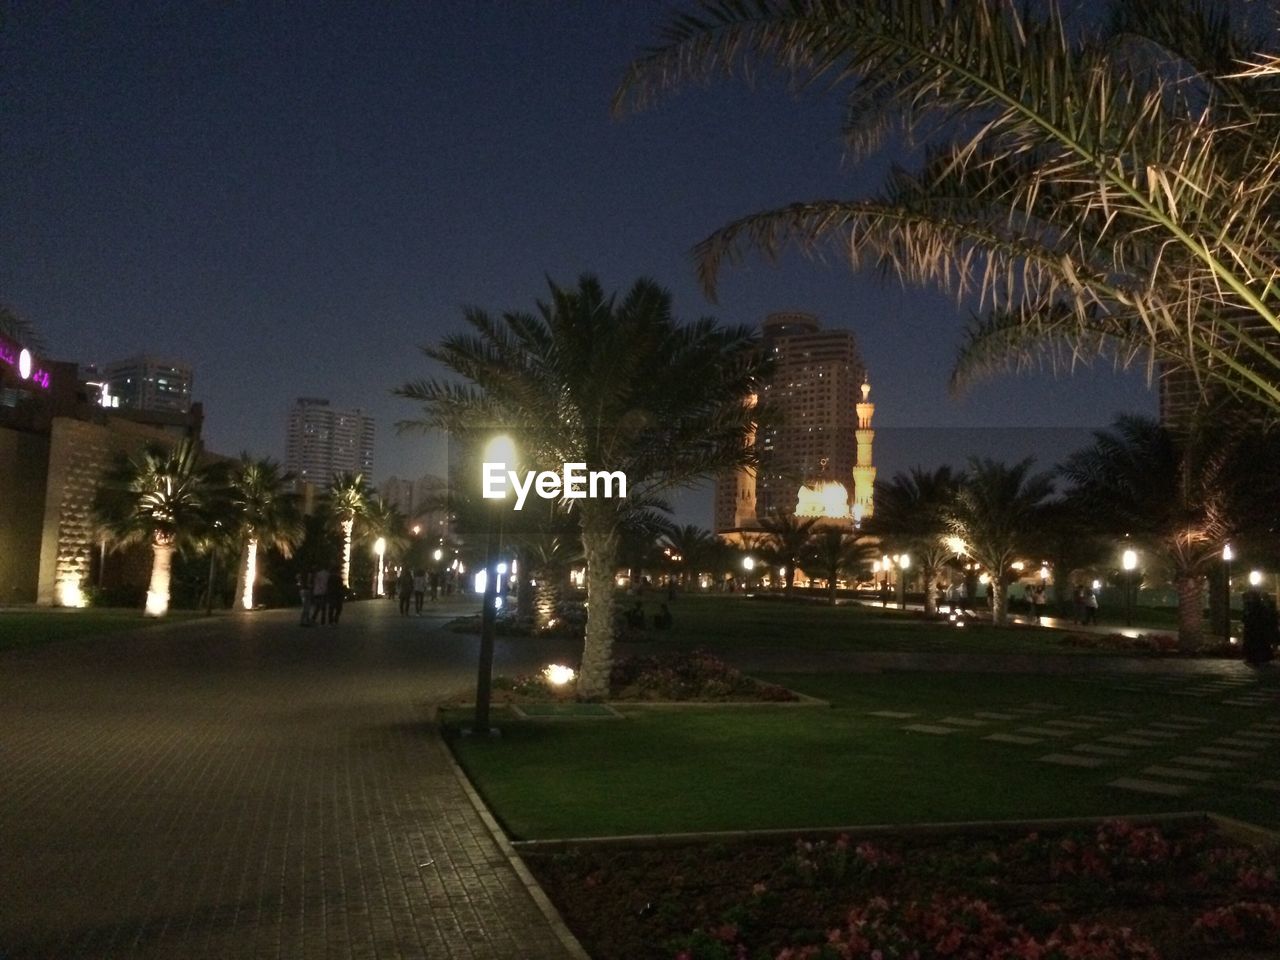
xmin=0 ymin=599 xmax=581 ymax=960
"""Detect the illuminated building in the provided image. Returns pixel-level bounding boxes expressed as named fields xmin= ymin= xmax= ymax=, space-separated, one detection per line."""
xmin=285 ymin=397 xmax=375 ymax=486
xmin=97 ymin=355 xmax=194 ymax=414
xmin=715 ymin=312 xmax=875 ymax=534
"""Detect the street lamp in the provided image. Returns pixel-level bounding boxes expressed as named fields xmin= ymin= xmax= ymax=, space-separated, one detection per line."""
xmin=373 ymin=537 xmax=386 ymax=598
xmin=433 ymin=548 xmax=443 ymax=562
xmin=897 ymin=553 xmax=911 ymax=609
xmin=1122 ymin=548 xmax=1138 ymax=627
xmin=742 ymin=555 xmax=755 ymax=590
xmin=474 ymin=433 xmax=516 ymax=735
xmin=1222 ymin=543 xmax=1234 ymax=644
xmin=1249 ymin=569 xmax=1263 ymax=587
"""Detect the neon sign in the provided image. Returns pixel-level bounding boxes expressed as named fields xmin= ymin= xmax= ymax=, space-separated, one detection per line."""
xmin=0 ymin=334 xmax=51 ymax=389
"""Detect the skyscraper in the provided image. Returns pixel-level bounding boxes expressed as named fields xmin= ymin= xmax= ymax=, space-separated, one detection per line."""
xmin=97 ymin=355 xmax=194 ymax=414
xmin=285 ymin=398 xmax=375 ymax=486
xmin=715 ymin=311 xmax=874 ymax=534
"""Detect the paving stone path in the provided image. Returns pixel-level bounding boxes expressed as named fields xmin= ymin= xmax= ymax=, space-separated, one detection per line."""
xmin=872 ymin=673 xmax=1280 ymax=802
xmin=0 ymin=600 xmax=584 ymax=960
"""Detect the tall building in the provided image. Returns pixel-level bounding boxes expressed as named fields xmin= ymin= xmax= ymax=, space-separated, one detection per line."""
xmin=93 ymin=355 xmax=194 ymax=414
xmin=715 ymin=311 xmax=875 ymax=534
xmin=381 ymin=472 xmax=452 ymax=542
xmin=285 ymin=398 xmax=375 ymax=486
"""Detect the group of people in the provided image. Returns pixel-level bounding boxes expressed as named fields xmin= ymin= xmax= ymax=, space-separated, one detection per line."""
xmin=394 ymin=568 xmax=446 ymax=615
xmin=625 ymin=600 xmax=673 ymax=631
xmin=296 ymin=567 xmax=345 ymax=626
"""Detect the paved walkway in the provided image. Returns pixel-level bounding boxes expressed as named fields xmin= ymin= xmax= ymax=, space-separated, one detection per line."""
xmin=0 ymin=598 xmax=582 ymax=960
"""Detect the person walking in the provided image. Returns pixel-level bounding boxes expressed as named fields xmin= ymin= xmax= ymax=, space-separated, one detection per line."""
xmin=1083 ymin=587 xmax=1099 ymax=625
xmin=1031 ymin=584 xmax=1047 ymax=624
xmin=429 ymin=569 xmax=440 ymax=602
xmin=326 ymin=566 xmax=344 ymax=625
xmin=297 ymin=570 xmax=313 ymax=627
xmin=311 ymin=567 xmax=330 ymax=625
xmin=1072 ymin=585 xmax=1085 ymax=624
xmin=412 ymin=569 xmax=427 ymax=614
xmin=397 ymin=567 xmax=414 ymax=616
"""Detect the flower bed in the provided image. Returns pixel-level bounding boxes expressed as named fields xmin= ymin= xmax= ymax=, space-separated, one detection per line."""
xmin=524 ymin=819 xmax=1280 ymax=960
xmin=476 ymin=652 xmax=799 ymax=704
xmin=1058 ymin=632 xmax=1237 ymax=657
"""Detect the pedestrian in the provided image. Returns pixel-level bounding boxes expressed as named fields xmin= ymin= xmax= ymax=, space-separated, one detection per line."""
xmin=1032 ymin=584 xmax=1047 ymax=624
xmin=1083 ymin=587 xmax=1099 ymax=625
xmin=1072 ymin=586 xmax=1085 ymax=624
xmin=397 ymin=567 xmax=414 ymax=616
xmin=312 ymin=566 xmax=330 ymax=624
xmin=1241 ymin=590 xmax=1278 ymax=666
xmin=413 ymin=569 xmax=427 ymax=614
xmin=429 ymin=570 xmax=440 ymax=602
xmin=326 ymin=567 xmax=344 ymax=625
xmin=297 ymin=570 xmax=313 ymax=627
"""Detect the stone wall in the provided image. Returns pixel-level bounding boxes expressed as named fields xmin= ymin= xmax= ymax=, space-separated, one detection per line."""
xmin=36 ymin=417 xmax=183 ymax=606
xmin=0 ymin=427 xmax=51 ymax=604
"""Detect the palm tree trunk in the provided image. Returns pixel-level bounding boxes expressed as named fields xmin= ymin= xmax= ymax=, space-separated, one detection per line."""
xmin=828 ymin=573 xmax=837 ymax=605
xmin=145 ymin=539 xmax=175 ymax=617
xmin=516 ymin=548 xmax=534 ymax=620
xmin=990 ymin=579 xmax=1008 ymax=626
xmin=924 ymin=570 xmax=938 ymax=616
xmin=340 ymin=518 xmax=354 ymax=588
xmin=577 ymin=507 xmax=618 ymax=700
xmin=784 ymin=564 xmax=795 ymax=597
xmin=1175 ymin=574 xmax=1206 ymax=651
xmin=534 ymin=574 xmax=564 ymax=631
xmin=237 ymin=538 xmax=257 ymax=610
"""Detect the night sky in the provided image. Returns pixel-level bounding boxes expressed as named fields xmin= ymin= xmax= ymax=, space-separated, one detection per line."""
xmin=1 ymin=3 xmax=1155 ymax=519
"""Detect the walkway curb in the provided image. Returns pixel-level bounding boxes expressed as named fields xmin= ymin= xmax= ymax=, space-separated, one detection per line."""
xmin=434 ymin=725 xmax=593 ymax=960
xmin=510 ymin=811 xmax=1217 ymax=853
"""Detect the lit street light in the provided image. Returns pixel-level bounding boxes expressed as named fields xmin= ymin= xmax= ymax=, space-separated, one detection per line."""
xmin=1249 ymin=569 xmax=1263 ymax=587
xmin=1122 ymin=548 xmax=1138 ymax=627
xmin=1222 ymin=543 xmax=1234 ymax=644
xmin=373 ymin=537 xmax=386 ymax=598
xmin=474 ymin=433 xmax=516 ymax=735
xmin=897 ymin=553 xmax=911 ymax=609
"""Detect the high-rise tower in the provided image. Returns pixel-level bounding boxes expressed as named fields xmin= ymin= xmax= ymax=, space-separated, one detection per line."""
xmin=852 ymin=381 xmax=876 ymax=521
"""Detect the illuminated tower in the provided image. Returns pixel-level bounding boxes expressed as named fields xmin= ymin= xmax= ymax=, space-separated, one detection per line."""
xmin=852 ymin=381 xmax=876 ymax=520
xmin=713 ymin=393 xmax=758 ymax=531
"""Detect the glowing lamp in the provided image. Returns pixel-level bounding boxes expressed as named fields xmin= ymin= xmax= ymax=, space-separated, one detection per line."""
xmin=18 ymin=348 xmax=31 ymax=380
xmin=432 ymin=548 xmax=443 ymax=561
xmin=1091 ymin=579 xmax=1102 ymax=591
xmin=56 ymin=577 xmax=87 ymax=608
xmin=898 ymin=554 xmax=911 ymax=570
xmin=743 ymin=557 xmax=755 ymax=571
xmin=1249 ymin=570 xmax=1263 ymax=587
xmin=474 ymin=570 xmax=487 ymax=594
xmin=542 ymin=664 xmax=576 ymax=687
xmin=1122 ymin=549 xmax=1138 ymax=571
xmin=1223 ymin=543 xmax=1234 ymax=562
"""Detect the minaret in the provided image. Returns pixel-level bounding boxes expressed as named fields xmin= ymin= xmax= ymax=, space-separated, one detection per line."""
xmin=852 ymin=381 xmax=876 ymax=521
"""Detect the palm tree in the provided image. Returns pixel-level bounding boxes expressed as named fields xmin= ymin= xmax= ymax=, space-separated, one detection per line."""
xmin=326 ymin=472 xmax=372 ymax=589
xmin=759 ymin=511 xmax=820 ymax=597
xmin=866 ymin=466 xmax=963 ymax=614
xmin=1059 ymin=414 xmax=1280 ymax=649
xmin=616 ymin=0 xmax=1280 ymax=414
xmin=354 ymin=495 xmax=408 ymax=597
xmin=661 ymin=523 xmax=717 ymax=586
xmin=228 ymin=457 xmax=303 ymax=611
xmin=805 ymin=528 xmax=874 ymax=604
xmin=93 ymin=439 xmax=223 ymax=616
xmin=946 ymin=458 xmax=1054 ymax=626
xmin=397 ymin=275 xmax=766 ymax=698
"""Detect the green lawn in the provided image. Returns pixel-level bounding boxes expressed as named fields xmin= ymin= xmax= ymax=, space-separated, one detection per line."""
xmin=446 ymin=670 xmax=1280 ymax=839
xmin=0 ymin=608 xmax=198 ymax=652
xmin=639 ymin=593 xmax=1154 ymax=655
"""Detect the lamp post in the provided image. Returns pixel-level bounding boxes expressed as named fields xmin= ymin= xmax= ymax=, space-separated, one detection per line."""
xmin=1222 ymin=543 xmax=1234 ymax=644
xmin=1122 ymin=548 xmax=1138 ymax=627
xmin=742 ymin=555 xmax=755 ymax=591
xmin=373 ymin=537 xmax=386 ymax=597
xmin=475 ymin=434 xmax=516 ymax=735
xmin=897 ymin=553 xmax=911 ymax=609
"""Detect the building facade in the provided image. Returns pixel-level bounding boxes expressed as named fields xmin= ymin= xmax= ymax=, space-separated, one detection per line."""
xmin=285 ymin=398 xmax=375 ymax=486
xmin=91 ymin=355 xmax=195 ymax=414
xmin=715 ymin=311 xmax=875 ymax=534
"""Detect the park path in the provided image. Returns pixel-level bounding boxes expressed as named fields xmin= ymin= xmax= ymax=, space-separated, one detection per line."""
xmin=0 ymin=599 xmax=581 ymax=960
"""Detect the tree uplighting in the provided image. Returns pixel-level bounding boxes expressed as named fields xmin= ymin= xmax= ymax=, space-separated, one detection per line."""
xmin=373 ymin=537 xmax=386 ymax=597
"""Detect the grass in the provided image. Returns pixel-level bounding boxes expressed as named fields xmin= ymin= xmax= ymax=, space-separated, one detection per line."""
xmin=0 ymin=608 xmax=199 ymax=652
xmin=446 ymin=670 xmax=1280 ymax=840
xmin=634 ymin=593 xmax=1163 ymax=656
